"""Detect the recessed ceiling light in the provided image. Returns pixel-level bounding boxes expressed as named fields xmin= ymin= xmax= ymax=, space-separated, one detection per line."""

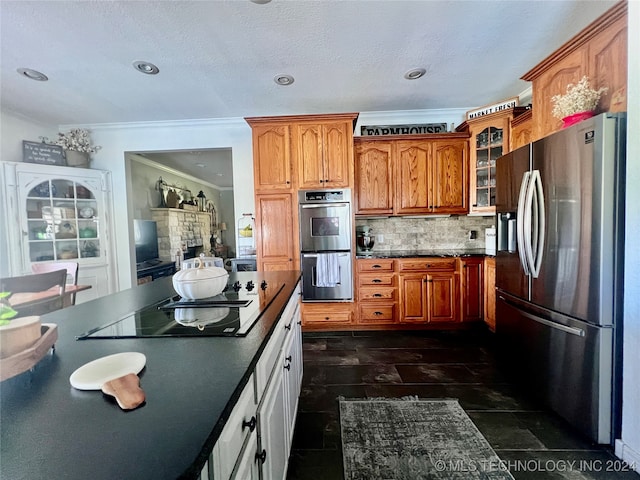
xmin=404 ymin=68 xmax=427 ymax=80
xmin=250 ymin=0 xmax=272 ymax=4
xmin=17 ymin=68 xmax=48 ymax=81
xmin=196 ymin=163 xmax=206 ymax=168
xmin=133 ymin=61 xmax=160 ymax=75
xmin=274 ymin=74 xmax=294 ymax=86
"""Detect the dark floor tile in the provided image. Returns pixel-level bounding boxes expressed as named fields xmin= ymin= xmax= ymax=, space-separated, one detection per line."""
xmin=465 ymin=362 xmax=513 ymax=383
xmin=497 ymin=450 xmax=640 ymax=480
xmin=395 ymin=363 xmax=480 ymax=383
xmin=287 ymin=449 xmax=344 ymax=480
xmin=303 ymin=364 xmax=402 ymax=386
xmin=467 ymin=411 xmax=546 ymax=450
xmin=513 ymin=411 xmax=597 ymax=450
xmin=290 ymin=412 xmax=325 ymax=449
xmin=356 ymin=346 xmax=494 ymax=365
xmin=298 ymin=385 xmax=367 ymax=413
xmin=302 ymin=349 xmax=359 ymax=365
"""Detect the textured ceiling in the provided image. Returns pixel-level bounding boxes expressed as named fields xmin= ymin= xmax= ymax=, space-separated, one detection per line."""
xmin=1 ymin=0 xmax=616 ymax=127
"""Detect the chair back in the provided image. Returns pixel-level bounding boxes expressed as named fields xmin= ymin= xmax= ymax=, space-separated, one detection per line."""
xmin=32 ymin=262 xmax=79 ymax=306
xmin=1 ymin=269 xmax=67 ymax=317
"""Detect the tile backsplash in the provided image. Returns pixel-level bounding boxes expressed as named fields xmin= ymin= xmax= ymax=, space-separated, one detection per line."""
xmin=356 ymin=216 xmax=496 ymax=251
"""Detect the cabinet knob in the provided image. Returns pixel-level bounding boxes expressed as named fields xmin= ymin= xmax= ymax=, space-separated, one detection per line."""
xmin=285 ymin=355 xmax=292 ymax=362
xmin=319 ymin=179 xmax=324 ymax=183
xmin=374 ymin=311 xmax=383 ymax=316
xmin=285 ymin=323 xmax=292 ymax=331
xmin=286 ymin=180 xmax=291 ymax=184
xmin=256 ymin=449 xmax=267 ymax=464
xmin=284 ymin=363 xmax=291 ymax=371
xmin=324 ymin=316 xmax=330 ymax=320
xmin=242 ymin=416 xmax=257 ymax=432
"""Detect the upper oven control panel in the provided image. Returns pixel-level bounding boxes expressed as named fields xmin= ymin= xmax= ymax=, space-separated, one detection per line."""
xmin=299 ymin=189 xmax=351 ymax=204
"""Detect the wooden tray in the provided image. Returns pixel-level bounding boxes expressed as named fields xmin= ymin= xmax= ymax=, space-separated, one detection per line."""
xmin=0 ymin=324 xmax=58 ymax=382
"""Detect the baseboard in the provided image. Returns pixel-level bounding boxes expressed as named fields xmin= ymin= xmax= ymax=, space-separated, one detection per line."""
xmin=615 ymin=439 xmax=640 ymax=473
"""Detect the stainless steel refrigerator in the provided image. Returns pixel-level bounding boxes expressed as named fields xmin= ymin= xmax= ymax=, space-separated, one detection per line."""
xmin=495 ymin=112 xmax=626 ymax=445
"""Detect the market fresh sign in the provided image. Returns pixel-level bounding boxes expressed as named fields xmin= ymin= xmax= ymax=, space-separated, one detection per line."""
xmin=361 ymin=123 xmax=448 ymax=136
xmin=466 ymin=97 xmax=519 ymax=120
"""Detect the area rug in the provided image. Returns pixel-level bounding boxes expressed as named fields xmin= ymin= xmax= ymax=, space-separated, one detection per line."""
xmin=339 ymin=397 xmax=514 ymax=480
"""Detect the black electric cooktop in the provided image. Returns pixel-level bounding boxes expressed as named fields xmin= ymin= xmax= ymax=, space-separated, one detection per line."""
xmin=76 ymin=280 xmax=285 ymax=339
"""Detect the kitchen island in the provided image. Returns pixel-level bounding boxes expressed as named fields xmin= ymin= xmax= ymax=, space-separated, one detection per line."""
xmin=0 ymin=270 xmax=302 ymax=480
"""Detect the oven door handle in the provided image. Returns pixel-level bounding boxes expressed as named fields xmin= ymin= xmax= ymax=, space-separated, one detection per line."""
xmin=301 ymin=253 xmax=350 ymax=258
xmin=300 ymin=203 xmax=350 ymax=209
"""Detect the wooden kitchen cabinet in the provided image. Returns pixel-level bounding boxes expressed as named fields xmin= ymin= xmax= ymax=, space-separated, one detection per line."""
xmin=457 ymin=108 xmax=528 ymax=214
xmin=510 ymin=109 xmax=533 ymax=151
xmin=355 ymin=133 xmax=469 ymax=216
xmin=521 ymin=2 xmax=627 ymax=140
xmin=460 ymin=257 xmax=484 ymax=322
xmin=398 ymin=258 xmax=460 ymax=324
xmin=356 ymin=258 xmax=397 ymax=326
xmin=293 ymin=115 xmax=357 ymax=189
xmin=254 ymin=194 xmax=297 ymax=271
xmin=484 ymin=257 xmax=496 ymax=332
xmin=354 ymin=140 xmax=394 ymax=215
xmin=301 ymin=302 xmax=354 ymax=329
xmin=246 ymin=121 xmax=293 ymax=192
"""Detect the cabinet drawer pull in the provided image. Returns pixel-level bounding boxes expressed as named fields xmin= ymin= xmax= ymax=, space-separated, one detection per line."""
xmin=374 ymin=311 xmax=383 ymax=316
xmin=285 ymin=355 xmax=292 ymax=362
xmin=284 ymin=363 xmax=291 ymax=371
xmin=373 ymin=293 xmax=383 ymax=297
xmin=285 ymin=323 xmax=292 ymax=331
xmin=242 ymin=416 xmax=257 ymax=432
xmin=372 ymin=264 xmax=382 ymax=268
xmin=372 ymin=279 xmax=382 ymax=283
xmin=256 ymin=449 xmax=267 ymax=464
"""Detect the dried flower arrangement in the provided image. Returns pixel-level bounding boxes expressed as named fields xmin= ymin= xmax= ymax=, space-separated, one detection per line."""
xmin=551 ymin=76 xmax=608 ymax=119
xmin=55 ymin=128 xmax=102 ymax=154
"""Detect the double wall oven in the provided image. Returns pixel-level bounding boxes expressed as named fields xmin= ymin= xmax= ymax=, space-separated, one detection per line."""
xmin=298 ymin=189 xmax=352 ymax=301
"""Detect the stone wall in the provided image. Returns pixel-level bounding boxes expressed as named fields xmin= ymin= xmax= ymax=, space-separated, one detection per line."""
xmin=151 ymin=208 xmax=212 ymax=262
xmin=355 ymin=215 xmax=495 ymax=251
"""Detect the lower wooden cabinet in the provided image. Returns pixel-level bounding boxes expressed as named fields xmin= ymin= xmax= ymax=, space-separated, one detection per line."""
xmin=398 ymin=270 xmax=460 ymax=323
xmin=461 ymin=257 xmax=484 ymax=322
xmin=301 ymin=302 xmax=354 ymax=329
xmin=484 ymin=257 xmax=496 ymax=331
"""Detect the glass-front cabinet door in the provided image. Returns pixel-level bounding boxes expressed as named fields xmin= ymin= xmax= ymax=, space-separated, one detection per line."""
xmin=473 ymin=126 xmax=501 ymax=210
xmin=26 ymin=178 xmax=102 ymax=263
xmin=2 ymin=162 xmax=114 ymax=301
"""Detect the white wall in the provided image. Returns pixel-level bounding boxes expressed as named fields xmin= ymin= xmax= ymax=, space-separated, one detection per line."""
xmin=76 ymin=118 xmax=253 ymax=288
xmin=617 ymin=0 xmax=640 ymax=471
xmin=0 ymin=111 xmax=58 ymax=277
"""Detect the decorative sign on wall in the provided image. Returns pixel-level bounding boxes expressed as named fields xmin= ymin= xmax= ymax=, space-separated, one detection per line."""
xmin=360 ymin=123 xmax=448 ymax=136
xmin=22 ymin=141 xmax=67 ymax=165
xmin=466 ymin=97 xmax=519 ymax=121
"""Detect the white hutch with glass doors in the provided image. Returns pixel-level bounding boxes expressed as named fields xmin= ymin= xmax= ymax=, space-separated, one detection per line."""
xmin=2 ymin=162 xmax=116 ymax=303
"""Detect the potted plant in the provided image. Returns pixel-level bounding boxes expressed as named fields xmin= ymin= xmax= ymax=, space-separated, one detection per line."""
xmin=0 ymin=292 xmax=42 ymax=359
xmin=551 ymin=76 xmax=608 ymax=128
xmin=55 ymin=128 xmax=102 ymax=168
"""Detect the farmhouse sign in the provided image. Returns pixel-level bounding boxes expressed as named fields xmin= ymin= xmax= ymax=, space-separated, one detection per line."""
xmin=22 ymin=141 xmax=66 ymax=166
xmin=361 ymin=123 xmax=448 ymax=136
xmin=466 ymin=97 xmax=519 ymax=120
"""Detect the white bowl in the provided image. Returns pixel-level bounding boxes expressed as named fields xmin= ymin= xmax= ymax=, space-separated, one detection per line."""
xmin=172 ymin=258 xmax=229 ymax=299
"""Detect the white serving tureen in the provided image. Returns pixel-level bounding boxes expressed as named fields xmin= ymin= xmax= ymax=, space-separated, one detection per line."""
xmin=172 ymin=257 xmax=229 ymax=300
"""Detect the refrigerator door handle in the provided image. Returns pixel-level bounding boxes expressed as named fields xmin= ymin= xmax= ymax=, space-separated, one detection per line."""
xmin=498 ymin=295 xmax=585 ymax=337
xmin=531 ymin=170 xmax=546 ymax=277
xmin=516 ymin=171 xmax=531 ymax=275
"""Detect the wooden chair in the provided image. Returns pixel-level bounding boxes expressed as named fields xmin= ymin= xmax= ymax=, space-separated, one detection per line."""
xmin=1 ymin=270 xmax=67 ymax=317
xmin=32 ymin=262 xmax=79 ymax=307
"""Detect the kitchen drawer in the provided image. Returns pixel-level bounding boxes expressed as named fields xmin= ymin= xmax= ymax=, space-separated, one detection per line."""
xmin=358 ymin=273 xmax=395 ymax=287
xmin=302 ymin=303 xmax=353 ymax=326
xmin=359 ymin=304 xmax=396 ymax=324
xmin=398 ymin=258 xmax=457 ymax=272
xmin=358 ymin=286 xmax=397 ymax=302
xmin=357 ymin=259 xmax=395 ymax=272
xmin=211 ymin=374 xmax=256 ymax=480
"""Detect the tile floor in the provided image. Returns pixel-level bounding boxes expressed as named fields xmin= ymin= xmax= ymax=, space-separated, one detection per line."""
xmin=286 ymin=328 xmax=639 ymax=480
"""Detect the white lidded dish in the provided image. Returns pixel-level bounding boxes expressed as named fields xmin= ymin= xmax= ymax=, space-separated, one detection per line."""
xmin=172 ymin=257 xmax=229 ymax=299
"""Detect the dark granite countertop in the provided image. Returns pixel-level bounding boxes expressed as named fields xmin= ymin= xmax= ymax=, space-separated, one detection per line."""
xmin=0 ymin=270 xmax=301 ymax=480
xmin=355 ymin=248 xmax=491 ymax=258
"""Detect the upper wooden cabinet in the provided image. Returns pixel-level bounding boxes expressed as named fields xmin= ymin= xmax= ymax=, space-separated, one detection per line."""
xmin=510 ymin=109 xmax=533 ymax=151
xmin=457 ymin=108 xmax=528 ymax=214
xmin=294 ymin=118 xmax=356 ymax=189
xmin=354 ymin=140 xmax=394 ymax=215
xmin=354 ymin=133 xmax=469 ymax=216
xmin=521 ymin=2 xmax=627 ymax=140
xmin=246 ymin=122 xmax=293 ymax=192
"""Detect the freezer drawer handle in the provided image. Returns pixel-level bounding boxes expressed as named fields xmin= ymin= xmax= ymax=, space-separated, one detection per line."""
xmin=499 ymin=296 xmax=585 ymax=337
